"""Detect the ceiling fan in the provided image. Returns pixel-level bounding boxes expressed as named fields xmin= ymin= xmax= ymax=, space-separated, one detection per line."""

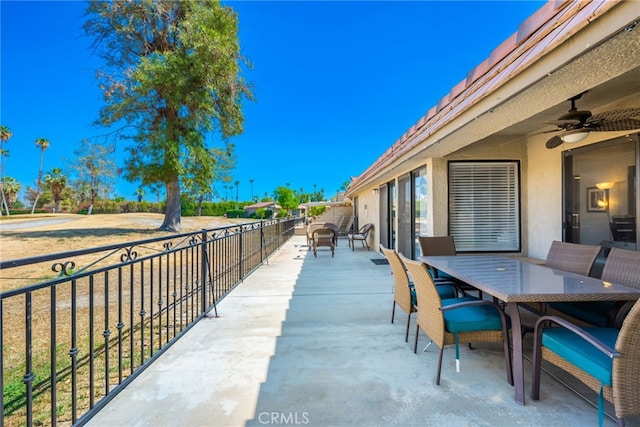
xmin=542 ymin=92 xmax=640 ymax=149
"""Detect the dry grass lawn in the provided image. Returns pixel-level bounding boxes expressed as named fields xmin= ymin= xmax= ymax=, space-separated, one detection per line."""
xmin=0 ymin=212 xmax=250 ymax=262
xmin=2 ymin=213 xmax=253 ymax=426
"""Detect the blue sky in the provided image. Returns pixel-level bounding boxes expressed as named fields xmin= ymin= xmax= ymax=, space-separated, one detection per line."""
xmin=1 ymin=0 xmax=544 ymax=203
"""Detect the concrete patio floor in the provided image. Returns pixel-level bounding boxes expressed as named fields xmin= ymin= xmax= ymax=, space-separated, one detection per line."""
xmin=86 ymin=235 xmax=637 ymax=427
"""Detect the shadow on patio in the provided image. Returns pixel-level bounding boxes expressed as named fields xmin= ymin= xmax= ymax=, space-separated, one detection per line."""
xmin=87 ymin=236 xmax=636 ymax=427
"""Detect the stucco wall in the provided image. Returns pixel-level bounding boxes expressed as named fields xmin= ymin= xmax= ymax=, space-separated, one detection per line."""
xmin=443 ymin=136 xmax=530 ymax=255
xmin=354 ymin=189 xmax=379 ymax=250
xmin=526 ymin=135 xmax=564 ymax=259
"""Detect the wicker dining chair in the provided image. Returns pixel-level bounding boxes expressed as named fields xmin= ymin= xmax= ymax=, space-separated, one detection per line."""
xmin=548 ymin=248 xmax=640 ymax=327
xmin=418 ymin=236 xmax=481 ymax=298
xmin=544 ymin=240 xmax=602 ymax=276
xmin=380 ymin=245 xmax=456 ymax=342
xmin=531 ymin=298 xmax=640 ymax=426
xmin=400 ymin=254 xmax=513 ymax=386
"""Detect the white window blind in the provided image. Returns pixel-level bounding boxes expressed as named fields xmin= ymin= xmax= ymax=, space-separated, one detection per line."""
xmin=448 ymin=161 xmax=520 ymax=252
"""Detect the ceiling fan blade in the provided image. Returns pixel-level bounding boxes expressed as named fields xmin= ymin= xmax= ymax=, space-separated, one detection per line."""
xmin=545 ymin=135 xmax=564 ymax=149
xmin=544 ymin=119 xmax=580 ymax=127
xmin=592 ymin=118 xmax=640 ymax=132
xmin=588 ymin=108 xmax=640 ymax=123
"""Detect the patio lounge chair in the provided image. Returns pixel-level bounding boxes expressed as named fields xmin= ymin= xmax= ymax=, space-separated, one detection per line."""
xmin=336 ymin=215 xmax=354 ymax=237
xmin=400 ymin=254 xmax=513 ymax=386
xmin=531 ymin=297 xmax=640 ymax=426
xmin=347 ymin=223 xmax=373 ymax=251
xmin=380 ymin=245 xmax=456 ymax=342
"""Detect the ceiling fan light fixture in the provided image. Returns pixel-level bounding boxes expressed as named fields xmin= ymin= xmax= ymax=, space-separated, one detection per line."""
xmin=561 ymin=129 xmax=590 ymax=143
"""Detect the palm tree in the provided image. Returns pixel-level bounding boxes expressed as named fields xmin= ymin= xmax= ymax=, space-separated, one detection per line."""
xmin=31 ymin=137 xmax=50 ymax=214
xmin=234 ymin=180 xmax=239 ymax=203
xmin=249 ymin=178 xmax=254 ymax=201
xmin=135 ymin=186 xmax=145 ymax=203
xmin=1 ymin=176 xmax=21 ymax=208
xmin=0 ymin=125 xmax=12 ymax=215
xmin=43 ymin=167 xmax=67 ymax=212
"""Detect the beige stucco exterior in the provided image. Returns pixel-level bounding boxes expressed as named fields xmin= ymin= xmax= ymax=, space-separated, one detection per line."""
xmin=345 ymin=0 xmax=640 ymax=260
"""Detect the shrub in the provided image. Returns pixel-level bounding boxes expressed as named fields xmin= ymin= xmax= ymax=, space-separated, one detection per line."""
xmin=225 ymin=209 xmax=244 ymax=218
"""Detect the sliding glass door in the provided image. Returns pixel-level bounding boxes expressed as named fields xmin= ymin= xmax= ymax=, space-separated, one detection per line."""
xmin=562 ymin=135 xmax=638 ymax=247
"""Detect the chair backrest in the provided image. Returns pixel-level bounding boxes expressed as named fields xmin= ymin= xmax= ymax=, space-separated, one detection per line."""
xmin=399 ymin=254 xmax=446 ymax=346
xmin=545 ymin=240 xmax=601 ymax=276
xmin=418 ymin=236 xmax=456 ymax=256
xmin=323 ymin=222 xmax=339 ymax=235
xmin=380 ymin=246 xmax=412 ymax=314
xmin=601 ymin=248 xmax=640 ymax=289
xmin=307 ymin=222 xmax=327 ymax=234
xmin=613 ymin=298 xmax=640 ymax=418
xmin=312 ymin=227 xmax=336 ymax=245
xmin=358 ymin=223 xmax=374 ymax=236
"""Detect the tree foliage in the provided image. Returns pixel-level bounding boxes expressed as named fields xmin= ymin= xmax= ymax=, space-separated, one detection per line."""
xmin=84 ymin=0 xmax=252 ymax=231
xmin=67 ymin=139 xmax=117 ymax=207
xmin=1 ymin=176 xmax=21 ymax=208
xmin=43 ymin=168 xmax=68 ymax=212
xmin=31 ymin=138 xmax=50 ymax=214
xmin=0 ymin=125 xmax=12 ymax=215
xmin=273 ymin=186 xmax=298 ymax=215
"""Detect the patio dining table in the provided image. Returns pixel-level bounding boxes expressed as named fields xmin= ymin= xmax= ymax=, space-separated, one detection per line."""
xmin=418 ymin=254 xmax=640 ymax=405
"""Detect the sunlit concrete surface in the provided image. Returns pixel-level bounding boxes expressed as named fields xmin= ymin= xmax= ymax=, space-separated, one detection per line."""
xmin=86 ymin=236 xmax=638 ymax=427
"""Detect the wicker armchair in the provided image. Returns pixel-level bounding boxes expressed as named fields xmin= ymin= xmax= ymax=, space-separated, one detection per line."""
xmin=548 ymin=248 xmax=640 ymax=327
xmin=380 ymin=246 xmax=456 ymax=342
xmin=400 ymin=254 xmax=513 ymax=386
xmin=347 ymin=223 xmax=373 ymax=251
xmin=311 ymin=227 xmax=336 ymax=258
xmin=531 ymin=298 xmax=640 ymax=426
xmin=544 ymin=240 xmax=602 ymax=276
xmin=307 ymin=222 xmax=338 ymax=250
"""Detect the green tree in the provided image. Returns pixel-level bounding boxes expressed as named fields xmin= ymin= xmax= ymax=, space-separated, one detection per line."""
xmin=273 ymin=186 xmax=298 ymax=217
xmin=1 ymin=176 xmax=21 ymax=209
xmin=43 ymin=167 xmax=68 ymax=212
xmin=135 ymin=186 xmax=145 ymax=203
xmin=183 ymin=146 xmax=235 ymax=215
xmin=0 ymin=125 xmax=12 ymax=215
xmin=31 ymin=137 xmax=50 ymax=214
xmin=85 ymin=0 xmax=253 ymax=231
xmin=67 ymin=140 xmax=117 ymax=209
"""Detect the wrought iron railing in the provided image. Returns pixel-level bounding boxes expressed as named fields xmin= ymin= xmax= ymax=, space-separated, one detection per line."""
xmin=1 ymin=217 xmax=300 ymax=426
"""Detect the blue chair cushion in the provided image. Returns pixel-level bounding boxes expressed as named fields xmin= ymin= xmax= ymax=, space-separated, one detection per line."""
xmin=409 ymin=282 xmax=456 ymax=305
xmin=548 ymin=301 xmax=617 ymax=327
xmin=438 ymin=271 xmax=456 ymax=281
xmin=441 ymin=297 xmax=503 ymax=333
xmin=542 ymin=326 xmax=618 ymax=386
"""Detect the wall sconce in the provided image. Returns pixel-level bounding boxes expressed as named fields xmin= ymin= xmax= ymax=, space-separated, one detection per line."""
xmin=372 ymin=188 xmax=379 ymax=195
xmin=596 ymin=181 xmax=615 ymax=190
xmin=561 ymin=129 xmax=590 ymax=143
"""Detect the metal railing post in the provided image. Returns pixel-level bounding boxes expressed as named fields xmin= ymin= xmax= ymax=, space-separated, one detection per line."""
xmin=201 ymin=229 xmax=208 ymax=315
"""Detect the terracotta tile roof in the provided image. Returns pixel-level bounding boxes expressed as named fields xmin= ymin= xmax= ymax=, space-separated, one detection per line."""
xmin=349 ymin=0 xmax=619 ymax=192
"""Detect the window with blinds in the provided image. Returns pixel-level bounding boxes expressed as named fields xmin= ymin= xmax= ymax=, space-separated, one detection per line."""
xmin=448 ymin=161 xmax=521 ymax=252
